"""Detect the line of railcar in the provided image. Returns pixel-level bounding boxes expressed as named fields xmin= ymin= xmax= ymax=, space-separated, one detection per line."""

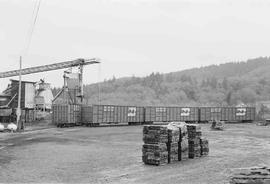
xmin=52 ymin=104 xmax=256 ymax=127
xmin=52 ymin=104 xmax=81 ymax=127
xmin=81 ymin=105 xmax=145 ymax=126
xmin=144 ymin=106 xmax=199 ymax=123
xmin=199 ymin=107 xmax=256 ymax=123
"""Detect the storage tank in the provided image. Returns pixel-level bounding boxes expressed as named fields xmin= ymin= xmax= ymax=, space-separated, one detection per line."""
xmin=35 ymin=82 xmax=54 ymax=110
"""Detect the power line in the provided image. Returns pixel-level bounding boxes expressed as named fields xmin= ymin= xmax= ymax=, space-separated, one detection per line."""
xmin=26 ymin=0 xmax=39 ymax=42
xmin=23 ymin=0 xmax=42 ymax=55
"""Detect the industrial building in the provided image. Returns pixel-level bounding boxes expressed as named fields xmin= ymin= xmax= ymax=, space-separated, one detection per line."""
xmin=0 ymin=79 xmax=54 ymax=123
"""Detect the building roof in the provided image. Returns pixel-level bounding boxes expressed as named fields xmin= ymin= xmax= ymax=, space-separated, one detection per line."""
xmin=0 ymin=93 xmax=10 ymax=97
xmin=10 ymin=79 xmax=36 ymax=84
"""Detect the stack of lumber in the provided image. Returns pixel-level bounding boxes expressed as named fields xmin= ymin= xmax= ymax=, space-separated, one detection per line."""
xmin=180 ymin=126 xmax=189 ymax=161
xmin=229 ymin=166 xmax=270 ymax=184
xmin=167 ymin=125 xmax=180 ymax=163
xmin=200 ymin=138 xmax=209 ymax=156
xmin=142 ymin=123 xmax=209 ymax=166
xmin=168 ymin=122 xmax=188 ymax=161
xmin=187 ymin=124 xmax=202 ymax=159
xmin=142 ymin=125 xmax=168 ymax=165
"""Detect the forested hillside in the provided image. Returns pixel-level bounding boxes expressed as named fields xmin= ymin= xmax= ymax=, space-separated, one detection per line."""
xmin=54 ymin=57 xmax=270 ymax=106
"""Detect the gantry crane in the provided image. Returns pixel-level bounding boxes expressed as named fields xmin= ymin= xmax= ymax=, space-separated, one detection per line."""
xmin=0 ymin=58 xmax=99 ymax=78
xmin=0 ymin=58 xmax=100 ymax=103
xmin=0 ymin=58 xmax=100 ymax=130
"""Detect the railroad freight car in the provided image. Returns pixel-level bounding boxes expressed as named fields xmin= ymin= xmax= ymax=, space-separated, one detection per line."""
xmin=21 ymin=109 xmax=35 ymax=124
xmin=199 ymin=107 xmax=256 ymax=122
xmin=144 ymin=106 xmax=199 ymax=123
xmin=81 ymin=105 xmax=94 ymax=126
xmin=52 ymin=104 xmax=81 ymax=127
xmin=223 ymin=107 xmax=256 ymax=122
xmin=81 ymin=105 xmax=145 ymax=126
xmin=199 ymin=107 xmax=222 ymax=122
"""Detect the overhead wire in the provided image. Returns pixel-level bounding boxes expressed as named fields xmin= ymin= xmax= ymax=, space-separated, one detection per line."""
xmin=23 ymin=0 xmax=42 ymax=56
xmin=25 ymin=0 xmax=38 ymax=46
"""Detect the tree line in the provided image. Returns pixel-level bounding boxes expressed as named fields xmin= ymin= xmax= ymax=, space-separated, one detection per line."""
xmin=53 ymin=57 xmax=270 ymax=107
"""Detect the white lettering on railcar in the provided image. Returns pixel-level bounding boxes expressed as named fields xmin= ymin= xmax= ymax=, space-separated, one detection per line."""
xmin=156 ymin=107 xmax=166 ymax=113
xmin=104 ymin=106 xmax=114 ymax=112
xmin=128 ymin=107 xmax=136 ymax=117
xmin=181 ymin=108 xmax=190 ymax=116
xmin=236 ymin=108 xmax=246 ymax=116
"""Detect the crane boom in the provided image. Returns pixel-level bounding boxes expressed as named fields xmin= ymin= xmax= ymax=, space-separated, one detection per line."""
xmin=0 ymin=58 xmax=100 ymax=78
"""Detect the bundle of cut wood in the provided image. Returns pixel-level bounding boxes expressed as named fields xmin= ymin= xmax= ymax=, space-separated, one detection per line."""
xmin=143 ymin=125 xmax=168 ymax=144
xmin=180 ymin=123 xmax=188 ymax=160
xmin=229 ymin=166 xmax=270 ymax=184
xmin=187 ymin=124 xmax=201 ymax=139
xmin=200 ymin=138 xmax=209 ymax=156
xmin=188 ymin=137 xmax=201 ymax=158
xmin=142 ymin=125 xmax=168 ymax=165
xmin=187 ymin=124 xmax=202 ymax=159
xmin=168 ymin=122 xmax=189 ymax=161
xmin=180 ymin=136 xmax=189 ymax=161
xmin=167 ymin=142 xmax=178 ymax=163
xmin=167 ymin=124 xmax=180 ymax=163
xmin=142 ymin=143 xmax=168 ymax=166
xmin=142 ymin=123 xmax=209 ymax=166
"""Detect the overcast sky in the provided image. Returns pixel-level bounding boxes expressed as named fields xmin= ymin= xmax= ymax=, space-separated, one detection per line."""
xmin=0 ymin=0 xmax=270 ymax=91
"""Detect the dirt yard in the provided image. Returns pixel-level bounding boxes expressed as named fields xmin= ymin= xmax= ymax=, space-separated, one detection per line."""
xmin=0 ymin=123 xmax=270 ymax=184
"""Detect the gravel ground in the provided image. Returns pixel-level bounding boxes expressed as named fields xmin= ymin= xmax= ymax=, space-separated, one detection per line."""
xmin=0 ymin=123 xmax=270 ymax=184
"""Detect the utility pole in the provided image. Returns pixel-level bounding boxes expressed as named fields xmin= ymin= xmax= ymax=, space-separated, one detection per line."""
xmin=17 ymin=56 xmax=22 ymax=131
xmin=98 ymin=63 xmax=101 ymax=106
xmin=79 ymin=64 xmax=84 ymax=104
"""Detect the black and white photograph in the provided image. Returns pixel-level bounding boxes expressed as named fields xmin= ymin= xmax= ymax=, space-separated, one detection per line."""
xmin=0 ymin=0 xmax=270 ymax=183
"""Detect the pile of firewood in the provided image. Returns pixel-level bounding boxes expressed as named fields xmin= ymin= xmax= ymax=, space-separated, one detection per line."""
xmin=167 ymin=125 xmax=180 ymax=163
xmin=187 ymin=124 xmax=202 ymax=158
xmin=142 ymin=125 xmax=168 ymax=165
xmin=229 ymin=166 xmax=270 ymax=184
xmin=200 ymin=138 xmax=209 ymax=156
xmin=142 ymin=123 xmax=209 ymax=166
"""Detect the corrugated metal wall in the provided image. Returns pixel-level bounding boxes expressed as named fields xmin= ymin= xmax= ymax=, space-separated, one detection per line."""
xmin=199 ymin=107 xmax=256 ymax=121
xmin=145 ymin=106 xmax=199 ymax=122
xmin=10 ymin=81 xmax=26 ymax=109
xmin=91 ymin=105 xmax=144 ymax=124
xmin=53 ymin=105 xmax=256 ymax=126
xmin=81 ymin=105 xmax=93 ymax=123
xmin=10 ymin=80 xmax=36 ymax=109
xmin=52 ymin=104 xmax=81 ymax=126
xmin=21 ymin=109 xmax=35 ymax=123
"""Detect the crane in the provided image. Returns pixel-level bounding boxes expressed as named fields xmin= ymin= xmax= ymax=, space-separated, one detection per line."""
xmin=0 ymin=58 xmax=99 ymax=78
xmin=0 ymin=58 xmax=100 ymax=103
xmin=0 ymin=58 xmax=100 ymax=130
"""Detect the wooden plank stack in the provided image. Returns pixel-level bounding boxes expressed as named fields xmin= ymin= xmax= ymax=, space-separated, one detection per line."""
xmin=187 ymin=124 xmax=202 ymax=159
xmin=167 ymin=125 xmax=180 ymax=163
xmin=142 ymin=125 xmax=168 ymax=165
xmin=142 ymin=123 xmax=209 ymax=166
xmin=167 ymin=122 xmax=189 ymax=161
xmin=142 ymin=143 xmax=168 ymax=166
xmin=143 ymin=125 xmax=168 ymax=144
xmin=179 ymin=124 xmax=189 ymax=161
xmin=229 ymin=166 xmax=270 ymax=184
xmin=200 ymin=138 xmax=209 ymax=156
